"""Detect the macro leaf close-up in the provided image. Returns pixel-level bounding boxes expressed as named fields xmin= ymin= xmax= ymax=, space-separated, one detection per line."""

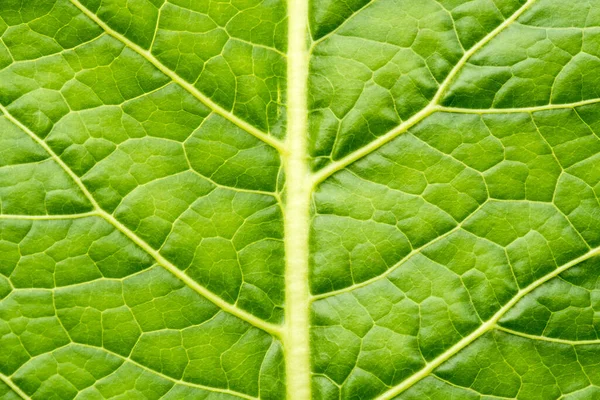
xmin=3 ymin=0 xmax=600 ymax=399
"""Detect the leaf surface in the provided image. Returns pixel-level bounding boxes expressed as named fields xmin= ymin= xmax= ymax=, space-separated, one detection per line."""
xmin=2 ymin=0 xmax=600 ymax=399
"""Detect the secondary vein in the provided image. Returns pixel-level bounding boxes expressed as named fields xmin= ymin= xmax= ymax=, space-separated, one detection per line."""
xmin=0 ymin=373 xmax=30 ymax=400
xmin=0 ymin=104 xmax=283 ymax=339
xmin=436 ymin=98 xmax=600 ymax=114
xmin=310 ymin=198 xmax=486 ymax=300
xmin=375 ymin=244 xmax=600 ymax=399
xmin=67 ymin=0 xmax=286 ymax=154
xmin=0 ymin=212 xmax=98 ymax=220
xmin=495 ymin=326 xmax=600 ymax=346
xmin=311 ymin=0 xmax=538 ymax=187
xmin=65 ymin=342 xmax=258 ymax=400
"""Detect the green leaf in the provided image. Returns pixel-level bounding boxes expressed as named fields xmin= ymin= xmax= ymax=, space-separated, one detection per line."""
xmin=2 ymin=0 xmax=600 ymax=399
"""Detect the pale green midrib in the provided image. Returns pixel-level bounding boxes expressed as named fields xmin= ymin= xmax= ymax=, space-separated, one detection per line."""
xmin=0 ymin=104 xmax=282 ymax=339
xmin=310 ymin=0 xmax=538 ymax=187
xmin=282 ymin=0 xmax=311 ymax=398
xmin=0 ymin=373 xmax=30 ymax=400
xmin=375 ymin=245 xmax=600 ymax=399
xmin=495 ymin=326 xmax=600 ymax=345
xmin=7 ymin=1 xmax=570 ymax=398
xmin=67 ymin=0 xmax=285 ymax=153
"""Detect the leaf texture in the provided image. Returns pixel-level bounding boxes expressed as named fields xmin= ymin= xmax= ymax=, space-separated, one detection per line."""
xmin=2 ymin=0 xmax=600 ymax=399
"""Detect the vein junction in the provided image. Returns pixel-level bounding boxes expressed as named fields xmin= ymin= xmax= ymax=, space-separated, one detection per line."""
xmin=5 ymin=0 xmax=600 ymax=399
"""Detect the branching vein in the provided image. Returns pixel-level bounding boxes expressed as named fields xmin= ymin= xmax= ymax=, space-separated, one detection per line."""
xmin=436 ymin=98 xmax=600 ymax=114
xmin=0 ymin=212 xmax=98 ymax=220
xmin=69 ymin=342 xmax=258 ymax=399
xmin=67 ymin=0 xmax=286 ymax=154
xmin=375 ymin=244 xmax=600 ymax=399
xmin=495 ymin=326 xmax=600 ymax=346
xmin=0 ymin=104 xmax=283 ymax=339
xmin=0 ymin=373 xmax=29 ymax=400
xmin=311 ymin=0 xmax=538 ymax=187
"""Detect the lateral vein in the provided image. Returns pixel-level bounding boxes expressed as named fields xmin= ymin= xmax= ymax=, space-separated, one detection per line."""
xmin=436 ymin=98 xmax=600 ymax=114
xmin=311 ymin=0 xmax=538 ymax=187
xmin=98 ymin=209 xmax=283 ymax=337
xmin=309 ymin=0 xmax=377 ymax=48
xmin=0 ymin=373 xmax=30 ymax=400
xmin=0 ymin=212 xmax=98 ymax=220
xmin=67 ymin=0 xmax=286 ymax=154
xmin=67 ymin=342 xmax=258 ymax=400
xmin=375 ymin=245 xmax=600 ymax=399
xmin=311 ymin=211 xmax=469 ymax=300
xmin=495 ymin=326 xmax=600 ymax=345
xmin=0 ymin=104 xmax=282 ymax=339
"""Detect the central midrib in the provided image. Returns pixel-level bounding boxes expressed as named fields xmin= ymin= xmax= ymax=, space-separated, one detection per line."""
xmin=282 ymin=0 xmax=312 ymax=399
xmin=65 ymin=0 xmax=541 ymax=398
xmin=280 ymin=1 xmax=539 ymax=398
xmin=280 ymin=0 xmax=540 ymax=398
